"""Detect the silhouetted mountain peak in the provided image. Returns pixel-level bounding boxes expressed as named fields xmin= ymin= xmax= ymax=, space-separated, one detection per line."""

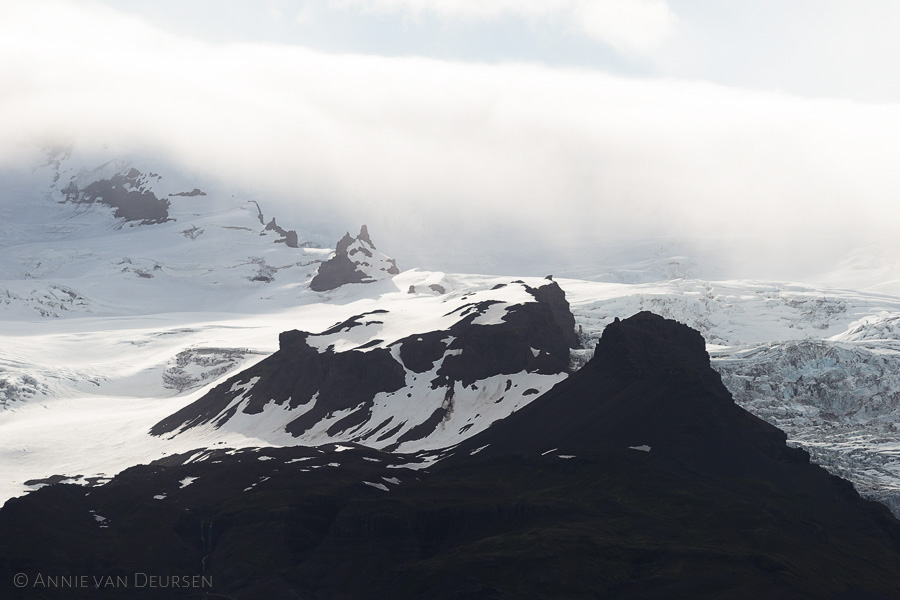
xmin=451 ymin=311 xmax=789 ymax=471
xmin=591 ymin=310 xmax=711 ymax=379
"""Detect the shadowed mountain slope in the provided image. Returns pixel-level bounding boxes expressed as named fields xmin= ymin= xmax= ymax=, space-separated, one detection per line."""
xmin=3 ymin=312 xmax=900 ymax=599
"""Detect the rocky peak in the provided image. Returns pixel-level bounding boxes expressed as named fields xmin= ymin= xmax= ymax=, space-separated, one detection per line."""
xmin=264 ymin=217 xmax=299 ymax=248
xmin=357 ymin=223 xmax=374 ymax=246
xmin=590 ymin=311 xmax=711 ymax=380
xmin=60 ymin=166 xmax=171 ymax=225
xmin=446 ymin=311 xmax=812 ymax=495
xmin=310 ymin=225 xmax=400 ymax=292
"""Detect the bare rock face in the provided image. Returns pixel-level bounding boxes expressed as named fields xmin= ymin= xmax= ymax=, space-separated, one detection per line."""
xmin=309 ymin=225 xmax=400 ymax=292
xmin=60 ymin=167 xmax=171 ymax=224
xmin=264 ymin=217 xmax=299 ymax=248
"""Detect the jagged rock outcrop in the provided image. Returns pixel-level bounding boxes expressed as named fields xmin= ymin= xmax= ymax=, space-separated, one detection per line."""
xmin=152 ymin=280 xmax=579 ymax=451
xmin=169 ymin=188 xmax=206 ymax=197
xmin=309 ymin=225 xmax=400 ymax=292
xmin=60 ymin=167 xmax=171 ymax=224
xmin=263 ymin=217 xmax=299 ymax=248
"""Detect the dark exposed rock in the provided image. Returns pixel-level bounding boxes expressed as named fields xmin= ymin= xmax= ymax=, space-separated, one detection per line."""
xmin=248 ymin=258 xmax=276 ymax=283
xmin=162 ymin=347 xmax=263 ymax=393
xmin=181 ymin=225 xmax=203 ymax=240
xmin=251 ymin=200 xmax=265 ymax=225
xmin=396 ymin=331 xmax=449 ymax=374
xmin=169 ymin=188 xmax=207 ymax=197
xmin=264 ymin=217 xmax=299 ymax=248
xmin=310 ymin=225 xmax=399 ymax=292
xmin=426 ymin=281 xmax=577 ymax=389
xmin=319 ymin=310 xmax=388 ymax=336
xmin=357 ymin=223 xmax=374 ymax=245
xmin=61 ymin=168 xmax=171 ymax=224
xmin=310 ymin=238 xmax=368 ymax=291
xmin=249 ymin=200 xmax=301 ymax=247
xmin=22 ymin=474 xmax=81 ymax=487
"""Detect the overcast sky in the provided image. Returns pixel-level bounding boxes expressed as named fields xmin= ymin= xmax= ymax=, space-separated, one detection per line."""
xmin=2 ymin=0 xmax=900 ymax=280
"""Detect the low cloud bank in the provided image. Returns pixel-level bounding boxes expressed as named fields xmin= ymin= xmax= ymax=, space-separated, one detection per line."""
xmin=2 ymin=1 xmax=899 ymax=282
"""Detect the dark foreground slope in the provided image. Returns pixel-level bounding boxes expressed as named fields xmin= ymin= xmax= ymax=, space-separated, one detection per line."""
xmin=3 ymin=312 xmax=900 ymax=600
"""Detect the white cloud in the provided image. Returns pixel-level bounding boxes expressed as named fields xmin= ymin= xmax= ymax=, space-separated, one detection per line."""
xmin=1 ymin=0 xmax=899 ymax=280
xmin=654 ymin=1 xmax=900 ymax=103
xmin=328 ymin=0 xmax=679 ymax=55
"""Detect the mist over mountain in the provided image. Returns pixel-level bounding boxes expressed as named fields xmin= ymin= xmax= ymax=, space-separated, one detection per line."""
xmin=3 ymin=3 xmax=900 ymax=597
xmin=4 ymin=0 xmax=900 ymax=288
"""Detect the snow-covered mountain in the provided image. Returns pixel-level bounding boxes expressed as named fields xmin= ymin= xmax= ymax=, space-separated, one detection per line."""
xmin=0 ymin=146 xmax=333 ymax=318
xmin=151 ymin=278 xmax=577 ymax=452
xmin=4 ymin=147 xmax=900 ymax=523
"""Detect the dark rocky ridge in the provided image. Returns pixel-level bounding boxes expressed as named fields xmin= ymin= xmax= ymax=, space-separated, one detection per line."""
xmin=151 ymin=281 xmax=578 ymax=449
xmin=310 ymin=225 xmax=399 ymax=292
xmin=264 ymin=217 xmax=299 ymax=247
xmin=169 ymin=188 xmax=207 ymax=197
xmin=6 ymin=312 xmax=900 ymax=599
xmin=61 ymin=168 xmax=171 ymax=224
